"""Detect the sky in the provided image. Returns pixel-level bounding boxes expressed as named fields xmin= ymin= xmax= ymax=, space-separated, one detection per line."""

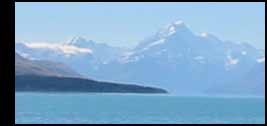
xmin=15 ymin=2 xmax=265 ymax=49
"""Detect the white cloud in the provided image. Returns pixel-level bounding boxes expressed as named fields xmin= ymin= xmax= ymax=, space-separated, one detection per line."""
xmin=24 ymin=42 xmax=93 ymax=55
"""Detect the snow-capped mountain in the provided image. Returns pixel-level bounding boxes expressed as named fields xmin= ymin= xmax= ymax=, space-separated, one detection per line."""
xmin=15 ymin=38 xmax=126 ymax=78
xmin=91 ymin=20 xmax=264 ymax=95
xmin=15 ymin=41 xmax=94 ymax=77
xmin=206 ymin=58 xmax=265 ymax=96
xmin=66 ymin=36 xmax=126 ymax=65
xmin=15 ymin=20 xmax=265 ymax=96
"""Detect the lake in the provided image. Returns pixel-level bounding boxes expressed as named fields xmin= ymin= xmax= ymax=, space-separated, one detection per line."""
xmin=15 ymin=92 xmax=265 ymax=124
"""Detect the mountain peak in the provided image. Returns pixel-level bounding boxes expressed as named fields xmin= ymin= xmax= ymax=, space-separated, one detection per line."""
xmin=66 ymin=36 xmax=97 ymax=48
xmin=157 ymin=20 xmax=191 ymax=38
xmin=68 ymin=36 xmax=88 ymax=45
xmin=168 ymin=20 xmax=187 ymax=31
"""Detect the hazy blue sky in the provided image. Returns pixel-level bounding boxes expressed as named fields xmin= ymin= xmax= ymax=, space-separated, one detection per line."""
xmin=16 ymin=2 xmax=265 ymax=48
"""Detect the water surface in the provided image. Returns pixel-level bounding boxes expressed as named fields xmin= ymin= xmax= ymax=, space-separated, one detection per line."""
xmin=15 ymin=92 xmax=265 ymax=124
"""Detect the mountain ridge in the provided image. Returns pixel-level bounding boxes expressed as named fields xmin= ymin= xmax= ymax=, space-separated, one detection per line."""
xmin=15 ymin=20 xmax=265 ymax=96
xmin=15 ymin=53 xmax=167 ymax=93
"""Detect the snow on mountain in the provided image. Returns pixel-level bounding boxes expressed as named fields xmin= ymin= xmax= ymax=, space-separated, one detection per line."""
xmin=90 ymin=20 xmax=264 ymax=95
xmin=16 ymin=41 xmax=94 ymax=77
xmin=257 ymin=56 xmax=265 ymax=63
xmin=15 ymin=37 xmax=126 ymax=78
xmin=15 ymin=20 xmax=264 ymax=96
xmin=206 ymin=58 xmax=265 ymax=96
xmin=157 ymin=20 xmax=194 ymax=38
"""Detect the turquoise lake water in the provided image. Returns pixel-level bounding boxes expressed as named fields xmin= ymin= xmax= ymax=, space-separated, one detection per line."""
xmin=15 ymin=92 xmax=265 ymax=124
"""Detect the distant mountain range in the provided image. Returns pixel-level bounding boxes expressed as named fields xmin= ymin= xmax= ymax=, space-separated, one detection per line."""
xmin=15 ymin=20 xmax=265 ymax=96
xmin=15 ymin=53 xmax=167 ymax=93
xmin=15 ymin=52 xmax=81 ymax=77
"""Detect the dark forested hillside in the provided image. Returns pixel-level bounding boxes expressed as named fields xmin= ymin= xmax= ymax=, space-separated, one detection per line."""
xmin=15 ymin=75 xmax=167 ymax=93
xmin=15 ymin=53 xmax=167 ymax=94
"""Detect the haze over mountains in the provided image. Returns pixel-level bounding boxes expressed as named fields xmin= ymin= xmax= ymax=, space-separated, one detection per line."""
xmin=15 ymin=52 xmax=81 ymax=78
xmin=15 ymin=20 xmax=265 ymax=96
xmin=15 ymin=52 xmax=167 ymax=93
